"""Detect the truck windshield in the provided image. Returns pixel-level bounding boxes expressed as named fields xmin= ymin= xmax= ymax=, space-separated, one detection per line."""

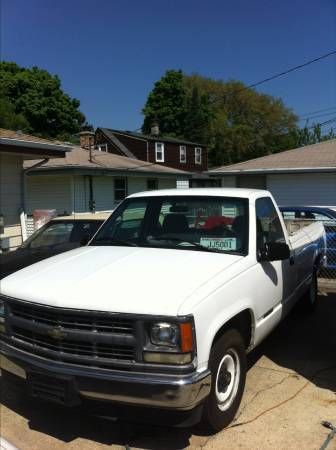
xmin=91 ymin=196 xmax=249 ymax=255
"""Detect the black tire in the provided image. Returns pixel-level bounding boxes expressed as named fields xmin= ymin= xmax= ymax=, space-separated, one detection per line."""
xmin=202 ymin=329 xmax=247 ymax=432
xmin=300 ymin=270 xmax=318 ymax=313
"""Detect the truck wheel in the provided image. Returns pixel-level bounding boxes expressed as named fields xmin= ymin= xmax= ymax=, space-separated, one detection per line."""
xmin=301 ymin=270 xmax=318 ymax=313
xmin=202 ymin=329 xmax=247 ymax=432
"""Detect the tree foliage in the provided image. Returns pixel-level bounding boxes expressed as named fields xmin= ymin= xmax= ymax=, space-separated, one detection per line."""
xmin=142 ymin=70 xmax=187 ymax=137
xmin=142 ymin=70 xmax=301 ymax=166
xmin=293 ymin=123 xmax=336 ymax=147
xmin=0 ymin=62 xmax=86 ymax=139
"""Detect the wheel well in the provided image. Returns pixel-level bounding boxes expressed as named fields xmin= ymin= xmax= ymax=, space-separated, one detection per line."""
xmin=213 ymin=310 xmax=253 ymax=350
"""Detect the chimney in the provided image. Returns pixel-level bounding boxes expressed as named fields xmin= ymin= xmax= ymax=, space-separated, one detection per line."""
xmin=150 ymin=121 xmax=160 ymax=136
xmin=79 ymin=131 xmax=95 ymax=150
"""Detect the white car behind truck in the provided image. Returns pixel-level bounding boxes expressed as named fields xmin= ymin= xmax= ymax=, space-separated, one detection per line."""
xmin=0 ymin=189 xmax=326 ymax=431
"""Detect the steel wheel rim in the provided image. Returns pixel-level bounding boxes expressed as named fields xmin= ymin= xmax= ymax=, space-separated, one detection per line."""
xmin=215 ymin=349 xmax=240 ymax=411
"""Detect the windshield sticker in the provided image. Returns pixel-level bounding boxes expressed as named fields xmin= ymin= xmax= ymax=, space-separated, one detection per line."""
xmin=200 ymin=237 xmax=237 ymax=251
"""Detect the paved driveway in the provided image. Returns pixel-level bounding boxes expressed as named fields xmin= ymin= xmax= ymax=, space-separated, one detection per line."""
xmin=1 ymin=291 xmax=335 ymax=450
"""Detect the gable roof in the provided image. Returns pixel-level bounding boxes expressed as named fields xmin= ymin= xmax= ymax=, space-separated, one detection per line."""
xmin=209 ymin=139 xmax=336 ymax=175
xmin=98 ymin=128 xmax=137 ymax=158
xmin=0 ymin=128 xmax=71 ymax=158
xmin=24 ymin=146 xmax=191 ymax=177
xmin=99 ymin=128 xmax=204 ymax=148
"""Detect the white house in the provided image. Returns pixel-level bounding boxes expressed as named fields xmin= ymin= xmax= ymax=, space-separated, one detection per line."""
xmin=0 ymin=129 xmax=70 ymax=251
xmin=24 ymin=146 xmax=192 ymax=217
xmin=209 ymin=139 xmax=336 ymax=207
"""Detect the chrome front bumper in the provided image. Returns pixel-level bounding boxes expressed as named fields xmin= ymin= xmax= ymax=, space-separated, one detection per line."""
xmin=0 ymin=341 xmax=211 ymax=411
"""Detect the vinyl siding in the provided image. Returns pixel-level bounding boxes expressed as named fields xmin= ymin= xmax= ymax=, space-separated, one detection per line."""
xmin=26 ymin=175 xmax=72 ymax=215
xmin=159 ymin=178 xmax=179 ymax=189
xmin=74 ymin=176 xmax=87 ymax=213
xmin=93 ymin=177 xmax=115 ymax=211
xmin=220 ymin=176 xmax=236 ymax=187
xmin=0 ymin=154 xmax=23 ymax=250
xmin=267 ymin=173 xmax=336 ymax=207
xmin=128 ymin=177 xmax=147 ymax=195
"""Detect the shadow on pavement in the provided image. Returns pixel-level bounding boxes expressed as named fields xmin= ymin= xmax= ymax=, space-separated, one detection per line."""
xmin=1 ymin=291 xmax=335 ymax=449
xmin=249 ymin=290 xmax=336 ymax=392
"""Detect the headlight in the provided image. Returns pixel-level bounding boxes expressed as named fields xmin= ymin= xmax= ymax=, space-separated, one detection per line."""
xmin=150 ymin=322 xmax=180 ymax=347
xmin=144 ymin=320 xmax=195 ymax=365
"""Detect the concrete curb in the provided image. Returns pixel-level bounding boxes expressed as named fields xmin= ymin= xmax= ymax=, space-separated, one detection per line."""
xmin=0 ymin=437 xmax=19 ymax=450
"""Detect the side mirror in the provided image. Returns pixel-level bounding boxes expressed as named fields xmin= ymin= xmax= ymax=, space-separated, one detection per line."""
xmin=258 ymin=242 xmax=290 ymax=262
xmin=80 ymin=235 xmax=90 ymax=246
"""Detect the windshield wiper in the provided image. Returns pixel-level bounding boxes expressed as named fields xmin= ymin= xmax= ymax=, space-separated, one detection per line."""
xmin=148 ymin=236 xmax=219 ymax=253
xmin=91 ymin=238 xmax=138 ymax=247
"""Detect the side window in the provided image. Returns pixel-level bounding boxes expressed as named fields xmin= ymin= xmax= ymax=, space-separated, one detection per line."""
xmin=256 ymin=197 xmax=285 ymax=251
xmin=155 ymin=142 xmax=165 ymax=162
xmin=195 ymin=147 xmax=202 ymax=164
xmin=147 ymin=179 xmax=158 ymax=191
xmin=104 ymin=201 xmax=148 ymax=241
xmin=114 ymin=178 xmax=127 ymax=203
xmin=281 ymin=211 xmax=295 ymax=220
xmin=312 ymin=212 xmax=331 ymax=222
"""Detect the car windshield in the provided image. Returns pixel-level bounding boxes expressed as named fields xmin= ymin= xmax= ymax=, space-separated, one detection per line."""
xmin=21 ymin=220 xmax=102 ymax=249
xmin=91 ymin=196 xmax=249 ymax=255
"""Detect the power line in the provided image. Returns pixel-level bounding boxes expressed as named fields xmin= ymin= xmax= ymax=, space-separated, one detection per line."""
xmin=244 ymin=50 xmax=336 ymax=91
xmin=307 ymin=117 xmax=336 ymax=129
xmin=299 ymin=110 xmax=336 ymax=121
xmin=299 ymin=106 xmax=336 ymax=118
xmin=134 ymin=50 xmax=336 ymax=135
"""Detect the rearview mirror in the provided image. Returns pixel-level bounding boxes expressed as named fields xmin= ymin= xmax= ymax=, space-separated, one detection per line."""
xmin=258 ymin=242 xmax=290 ymax=262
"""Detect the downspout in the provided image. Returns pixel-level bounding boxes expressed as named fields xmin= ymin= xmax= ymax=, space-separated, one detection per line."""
xmin=21 ymin=159 xmax=49 ymax=241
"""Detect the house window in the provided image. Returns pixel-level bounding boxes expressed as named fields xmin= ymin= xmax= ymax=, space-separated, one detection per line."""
xmin=180 ymin=145 xmax=186 ymax=163
xmin=98 ymin=144 xmax=108 ymax=152
xmin=114 ymin=178 xmax=127 ymax=202
xmin=147 ymin=179 xmax=158 ymax=190
xmin=195 ymin=147 xmax=202 ymax=164
xmin=155 ymin=142 xmax=165 ymax=162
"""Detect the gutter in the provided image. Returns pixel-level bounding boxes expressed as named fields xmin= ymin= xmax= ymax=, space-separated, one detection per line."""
xmin=0 ymin=137 xmax=71 ymax=153
xmin=208 ymin=167 xmax=336 ymax=176
xmin=24 ymin=166 xmax=193 ymax=178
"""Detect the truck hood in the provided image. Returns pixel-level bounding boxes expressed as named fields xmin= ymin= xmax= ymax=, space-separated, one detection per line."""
xmin=1 ymin=246 xmax=243 ymax=316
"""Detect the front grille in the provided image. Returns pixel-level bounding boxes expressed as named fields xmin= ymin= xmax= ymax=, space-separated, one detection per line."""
xmin=10 ymin=302 xmax=134 ymax=334
xmin=5 ymin=300 xmax=137 ymax=369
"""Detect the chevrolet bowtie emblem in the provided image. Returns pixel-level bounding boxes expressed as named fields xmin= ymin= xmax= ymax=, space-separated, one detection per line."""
xmin=47 ymin=326 xmax=67 ymax=340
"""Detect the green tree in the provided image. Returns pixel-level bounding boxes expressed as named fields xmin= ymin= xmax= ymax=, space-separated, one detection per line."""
xmin=293 ymin=123 xmax=336 ymax=147
xmin=184 ymin=86 xmax=213 ymax=144
xmin=0 ymin=97 xmax=30 ymax=131
xmin=142 ymin=70 xmax=187 ymax=137
xmin=185 ymin=75 xmax=298 ymax=165
xmin=0 ymin=61 xmax=85 ymax=139
xmin=142 ymin=71 xmax=300 ymax=166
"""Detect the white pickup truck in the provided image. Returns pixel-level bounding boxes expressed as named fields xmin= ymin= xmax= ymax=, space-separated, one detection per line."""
xmin=0 ymin=189 xmax=326 ymax=431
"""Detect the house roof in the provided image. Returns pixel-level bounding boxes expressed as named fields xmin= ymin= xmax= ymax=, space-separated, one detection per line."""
xmin=209 ymin=139 xmax=336 ymax=175
xmin=0 ymin=128 xmax=71 ymax=158
xmin=99 ymin=128 xmax=205 ymax=147
xmin=24 ymin=146 xmax=191 ymax=177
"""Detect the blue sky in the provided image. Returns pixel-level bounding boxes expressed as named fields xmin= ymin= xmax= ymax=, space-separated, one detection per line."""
xmin=1 ymin=0 xmax=335 ymax=132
